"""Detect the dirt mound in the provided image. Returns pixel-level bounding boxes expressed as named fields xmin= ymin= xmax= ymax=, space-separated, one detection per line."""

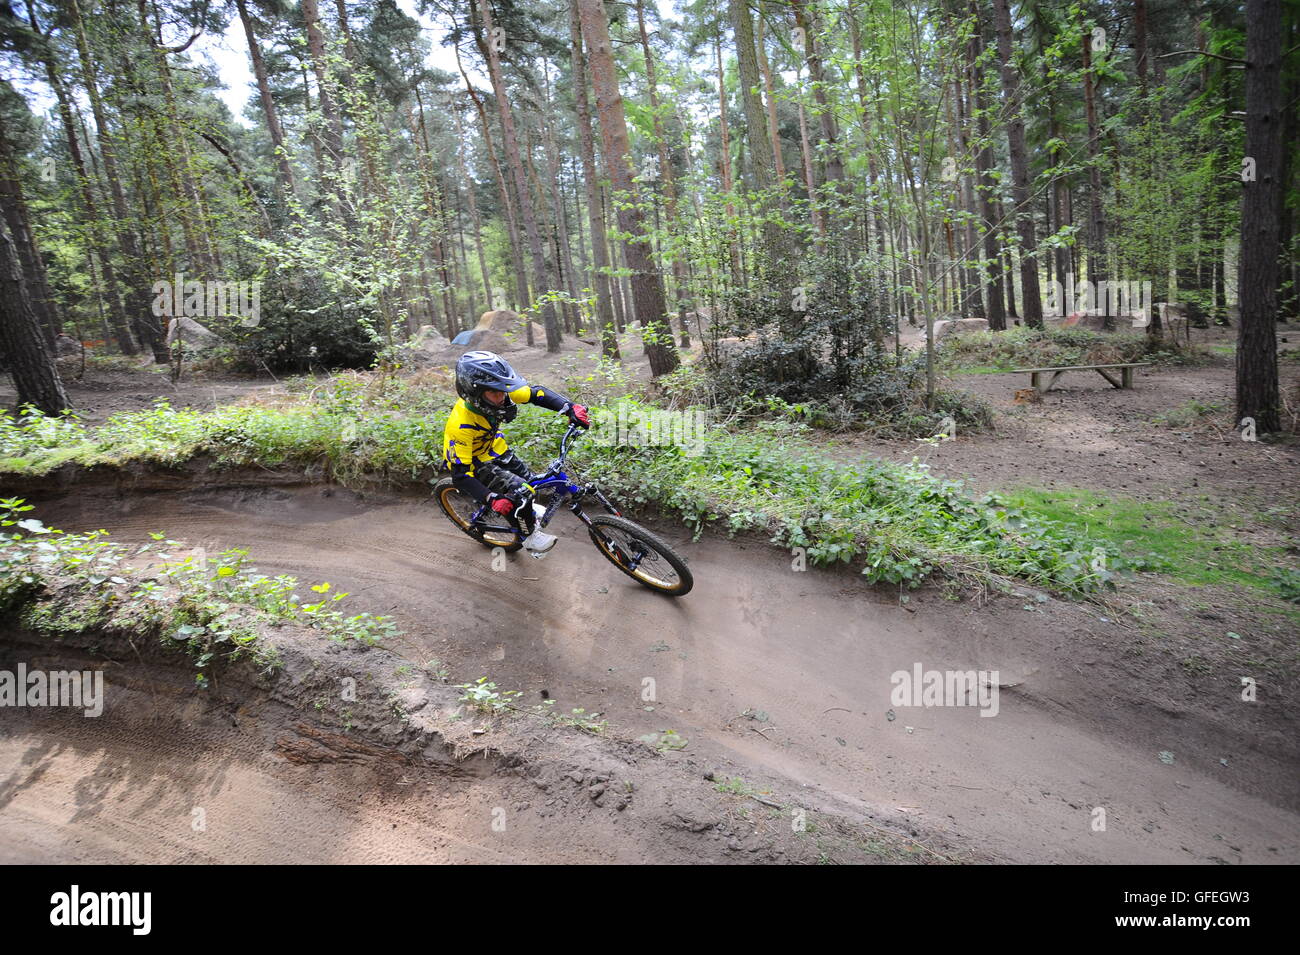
xmin=165 ymin=315 xmax=223 ymax=351
xmin=476 ymin=309 xmax=522 ymax=334
xmin=933 ymin=318 xmax=990 ymax=341
xmin=402 ymin=325 xmax=453 ymax=367
xmin=0 ymin=591 xmax=946 ymax=864
xmin=457 ymin=327 xmax=513 ymax=354
xmin=475 ymin=310 xmax=576 ymax=351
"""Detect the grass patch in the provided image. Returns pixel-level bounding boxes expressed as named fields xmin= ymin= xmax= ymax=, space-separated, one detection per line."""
xmin=1152 ymin=398 xmax=1225 ymax=428
xmin=1007 ymin=486 xmax=1296 ymax=602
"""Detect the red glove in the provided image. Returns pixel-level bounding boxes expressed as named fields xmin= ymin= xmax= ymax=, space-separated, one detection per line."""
xmin=489 ymin=494 xmax=515 ymax=515
xmin=567 ymin=403 xmax=590 ymax=428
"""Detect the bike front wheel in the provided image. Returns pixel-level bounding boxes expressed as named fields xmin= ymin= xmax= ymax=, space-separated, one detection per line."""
xmin=587 ymin=515 xmax=693 ymax=597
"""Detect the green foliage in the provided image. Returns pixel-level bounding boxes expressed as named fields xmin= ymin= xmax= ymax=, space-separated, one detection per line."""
xmin=0 ymin=497 xmax=401 ymax=685
xmin=509 ymin=397 xmax=1148 ymax=593
xmin=692 ymin=250 xmax=984 ymax=436
xmin=1005 ymin=487 xmax=1297 ymax=602
xmin=224 ymin=270 xmax=380 ymax=373
xmin=1152 ymin=399 xmax=1225 ymax=429
xmin=457 ymin=676 xmax=522 ymax=714
xmin=1269 ymin=567 xmax=1300 ymax=604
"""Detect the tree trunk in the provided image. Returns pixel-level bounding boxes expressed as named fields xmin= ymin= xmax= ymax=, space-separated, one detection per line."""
xmin=569 ymin=0 xmax=619 ymax=358
xmin=72 ymin=0 xmax=169 ymax=361
xmin=727 ymin=0 xmax=784 ymax=265
xmin=474 ymin=0 xmax=560 ymax=352
xmin=967 ymin=3 xmax=1005 ymax=329
xmin=990 ymin=0 xmax=1043 ymax=327
xmin=789 ymin=0 xmax=844 ymax=191
xmin=1236 ymin=0 xmax=1283 ymax=433
xmin=715 ymin=31 xmax=741 ymax=285
xmin=0 ymin=218 xmax=69 ymax=414
xmin=0 ymin=115 xmax=59 ymax=344
xmin=300 ymin=0 xmax=345 ymax=173
xmin=454 ymin=39 xmax=529 ymax=315
xmin=1079 ymin=15 xmax=1108 ymax=313
xmin=756 ymin=6 xmax=786 ymax=186
xmin=454 ymin=107 xmax=495 ymax=316
xmin=235 ymin=0 xmax=297 ymax=207
xmin=637 ymin=0 xmax=691 ymax=345
xmin=25 ymin=4 xmax=136 ymax=355
xmin=535 ymin=69 xmax=581 ymax=338
xmin=796 ymin=74 xmax=824 ymax=242
xmin=576 ymin=0 xmax=677 ymax=376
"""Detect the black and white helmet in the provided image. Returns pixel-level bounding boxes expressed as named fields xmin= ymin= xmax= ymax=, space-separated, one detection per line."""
xmin=455 ymin=350 xmax=527 ymax=419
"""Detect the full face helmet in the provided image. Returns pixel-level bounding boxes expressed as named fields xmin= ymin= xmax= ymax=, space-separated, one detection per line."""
xmin=455 ymin=350 xmax=528 ymax=420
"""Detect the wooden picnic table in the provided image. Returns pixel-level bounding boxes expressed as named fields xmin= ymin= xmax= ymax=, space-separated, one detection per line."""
xmin=1009 ymin=362 xmax=1150 ymax=392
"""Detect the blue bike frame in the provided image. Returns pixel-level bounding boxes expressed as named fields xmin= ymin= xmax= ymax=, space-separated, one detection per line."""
xmin=466 ymin=423 xmax=621 ymax=539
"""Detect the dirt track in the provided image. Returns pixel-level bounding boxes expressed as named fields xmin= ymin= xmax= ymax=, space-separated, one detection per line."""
xmin=8 ymin=479 xmax=1295 ymax=865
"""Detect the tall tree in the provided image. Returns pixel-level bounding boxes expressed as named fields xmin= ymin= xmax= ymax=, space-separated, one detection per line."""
xmin=0 ymin=217 xmax=68 ymax=414
xmin=569 ymin=0 xmax=619 ymax=358
xmin=576 ymin=0 xmax=678 ymax=376
xmin=234 ymin=0 xmax=298 ymax=207
xmin=990 ymin=0 xmax=1042 ymax=327
xmin=473 ymin=0 xmax=560 ymax=351
xmin=1236 ymin=0 xmax=1282 ymax=433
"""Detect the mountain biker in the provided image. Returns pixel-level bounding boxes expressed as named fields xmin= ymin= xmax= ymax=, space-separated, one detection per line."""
xmin=443 ymin=350 xmax=590 ymax=554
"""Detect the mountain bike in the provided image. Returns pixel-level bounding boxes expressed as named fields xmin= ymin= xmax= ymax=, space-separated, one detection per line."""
xmin=432 ymin=423 xmax=693 ymax=597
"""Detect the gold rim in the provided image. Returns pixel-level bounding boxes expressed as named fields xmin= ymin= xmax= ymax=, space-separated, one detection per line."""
xmin=593 ymin=527 xmax=684 ymax=593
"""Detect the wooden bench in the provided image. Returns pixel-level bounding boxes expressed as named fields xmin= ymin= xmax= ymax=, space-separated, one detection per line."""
xmin=1009 ymin=362 xmax=1150 ymax=392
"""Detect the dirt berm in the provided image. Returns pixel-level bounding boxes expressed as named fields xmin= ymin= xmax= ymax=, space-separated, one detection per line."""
xmin=0 ymin=597 xmax=962 ymax=864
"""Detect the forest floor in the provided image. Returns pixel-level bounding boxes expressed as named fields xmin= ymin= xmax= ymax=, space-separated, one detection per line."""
xmin=2 ymin=323 xmax=1297 ymax=864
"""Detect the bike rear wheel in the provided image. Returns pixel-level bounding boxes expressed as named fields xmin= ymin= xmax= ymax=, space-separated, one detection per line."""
xmin=587 ymin=514 xmax=693 ymax=597
xmin=433 ymin=478 xmax=522 ymax=552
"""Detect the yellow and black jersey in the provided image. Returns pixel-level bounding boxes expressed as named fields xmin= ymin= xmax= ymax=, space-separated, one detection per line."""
xmin=442 ymin=384 xmax=570 ymax=494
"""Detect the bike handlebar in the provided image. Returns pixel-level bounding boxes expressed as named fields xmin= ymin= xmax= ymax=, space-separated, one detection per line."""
xmin=548 ymin=421 xmax=585 ymax=472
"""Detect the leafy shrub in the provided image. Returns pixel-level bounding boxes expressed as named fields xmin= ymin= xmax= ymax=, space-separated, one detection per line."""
xmin=1 ymin=498 xmax=398 ymax=678
xmin=222 ymin=270 xmax=380 ymax=373
xmin=508 ymin=398 xmax=1148 ymax=592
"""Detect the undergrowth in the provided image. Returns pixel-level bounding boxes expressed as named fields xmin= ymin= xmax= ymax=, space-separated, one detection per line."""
xmin=1006 ymin=487 xmax=1298 ymax=607
xmin=0 ymin=498 xmax=398 ymax=685
xmin=2 ymin=381 xmax=1159 ymax=594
